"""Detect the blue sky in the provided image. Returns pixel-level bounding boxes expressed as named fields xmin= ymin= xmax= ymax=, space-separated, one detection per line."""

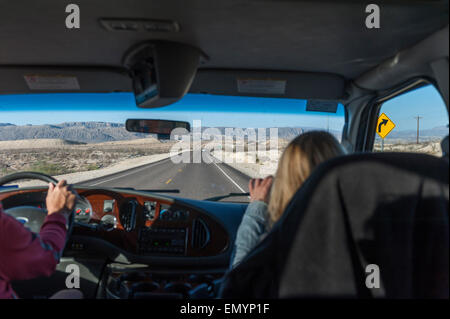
xmin=381 ymin=84 xmax=448 ymax=131
xmin=0 ymin=93 xmax=346 ymax=131
xmin=0 ymin=85 xmax=447 ymax=131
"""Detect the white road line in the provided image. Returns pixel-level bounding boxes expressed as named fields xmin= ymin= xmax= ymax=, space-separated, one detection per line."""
xmin=212 ymin=161 xmax=247 ymax=193
xmin=88 ymin=158 xmax=171 ymax=186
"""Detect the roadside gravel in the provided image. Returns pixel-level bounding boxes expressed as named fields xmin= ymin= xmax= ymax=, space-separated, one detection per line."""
xmin=13 ymin=153 xmax=172 ymax=187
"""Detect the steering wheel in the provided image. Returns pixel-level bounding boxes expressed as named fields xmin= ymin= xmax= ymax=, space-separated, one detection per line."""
xmin=0 ymin=172 xmax=75 ymax=248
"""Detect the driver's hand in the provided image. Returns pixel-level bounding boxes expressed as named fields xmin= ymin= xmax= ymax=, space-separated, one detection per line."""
xmin=249 ymin=176 xmax=273 ymax=203
xmin=46 ymin=180 xmax=77 ymax=218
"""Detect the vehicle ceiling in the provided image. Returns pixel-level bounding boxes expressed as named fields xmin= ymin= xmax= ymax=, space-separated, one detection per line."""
xmin=0 ymin=0 xmax=448 ymax=81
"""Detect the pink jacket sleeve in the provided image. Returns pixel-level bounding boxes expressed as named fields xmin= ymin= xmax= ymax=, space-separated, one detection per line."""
xmin=0 ymin=202 xmax=68 ymax=281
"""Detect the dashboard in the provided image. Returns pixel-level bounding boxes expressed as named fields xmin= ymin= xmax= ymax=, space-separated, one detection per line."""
xmin=0 ymin=187 xmax=245 ymax=260
xmin=1 ymin=186 xmax=247 ymax=298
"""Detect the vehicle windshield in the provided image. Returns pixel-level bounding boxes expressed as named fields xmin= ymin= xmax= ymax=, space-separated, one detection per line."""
xmin=0 ymin=93 xmax=345 ymax=202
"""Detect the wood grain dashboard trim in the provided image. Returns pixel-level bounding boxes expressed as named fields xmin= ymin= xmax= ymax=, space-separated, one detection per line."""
xmin=0 ymin=187 xmax=229 ymax=257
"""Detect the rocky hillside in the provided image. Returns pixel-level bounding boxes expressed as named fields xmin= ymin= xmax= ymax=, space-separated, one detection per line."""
xmin=0 ymin=122 xmax=341 ymax=143
xmin=2 ymin=122 xmax=445 ymax=144
xmin=0 ymin=122 xmax=148 ymax=143
xmin=200 ymin=126 xmax=342 ymax=141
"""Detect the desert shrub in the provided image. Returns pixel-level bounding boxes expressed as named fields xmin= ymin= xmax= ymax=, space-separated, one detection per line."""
xmin=85 ymin=163 xmax=101 ymax=171
xmin=29 ymin=161 xmax=66 ymax=176
xmin=0 ymin=167 xmax=13 ymax=177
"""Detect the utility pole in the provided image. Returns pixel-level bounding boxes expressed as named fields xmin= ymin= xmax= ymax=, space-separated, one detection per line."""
xmin=414 ymin=116 xmax=423 ymax=144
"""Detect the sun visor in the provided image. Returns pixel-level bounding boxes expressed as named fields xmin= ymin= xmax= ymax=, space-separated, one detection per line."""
xmin=0 ymin=66 xmax=133 ymax=95
xmin=189 ymin=70 xmax=346 ymax=100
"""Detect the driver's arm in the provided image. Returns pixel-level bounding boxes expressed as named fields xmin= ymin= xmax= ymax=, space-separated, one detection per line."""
xmin=0 ymin=204 xmax=67 ymax=280
xmin=0 ymin=181 xmax=76 ymax=281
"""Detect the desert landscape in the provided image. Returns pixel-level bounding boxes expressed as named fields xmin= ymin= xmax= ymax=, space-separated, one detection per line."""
xmin=0 ymin=122 xmax=176 ymax=179
xmin=0 ymin=138 xmax=176 ymax=179
xmin=0 ymin=122 xmax=447 ymax=181
xmin=373 ymin=139 xmax=443 ymax=157
xmin=211 ymin=139 xmax=445 ymax=179
xmin=0 ymin=122 xmax=306 ymax=179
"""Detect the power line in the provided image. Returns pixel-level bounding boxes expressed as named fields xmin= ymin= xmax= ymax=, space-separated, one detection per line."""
xmin=414 ymin=115 xmax=423 ymax=144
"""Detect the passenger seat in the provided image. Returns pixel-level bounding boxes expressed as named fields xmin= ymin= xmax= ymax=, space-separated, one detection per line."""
xmin=441 ymin=135 xmax=448 ymax=159
xmin=220 ymin=152 xmax=449 ymax=298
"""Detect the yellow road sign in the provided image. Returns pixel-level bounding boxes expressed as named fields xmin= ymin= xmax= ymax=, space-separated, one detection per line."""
xmin=376 ymin=113 xmax=395 ymax=139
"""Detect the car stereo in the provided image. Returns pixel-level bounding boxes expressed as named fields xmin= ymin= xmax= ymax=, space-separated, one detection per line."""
xmin=138 ymin=227 xmax=187 ymax=255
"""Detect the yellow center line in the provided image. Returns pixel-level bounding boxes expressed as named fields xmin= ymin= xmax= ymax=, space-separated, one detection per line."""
xmin=166 ymin=168 xmax=183 ymax=184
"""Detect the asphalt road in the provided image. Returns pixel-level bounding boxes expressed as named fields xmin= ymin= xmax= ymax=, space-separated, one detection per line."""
xmin=77 ymin=151 xmax=251 ymax=202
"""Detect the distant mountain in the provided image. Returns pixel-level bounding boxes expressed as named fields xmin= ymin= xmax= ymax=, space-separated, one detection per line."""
xmin=0 ymin=122 xmax=342 ymax=144
xmin=200 ymin=126 xmax=341 ymax=140
xmin=376 ymin=125 xmax=448 ymax=142
xmin=0 ymin=122 xmax=149 ymax=143
xmin=2 ymin=122 xmax=444 ymax=144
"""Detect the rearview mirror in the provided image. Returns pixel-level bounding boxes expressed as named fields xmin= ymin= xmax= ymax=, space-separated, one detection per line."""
xmin=125 ymin=119 xmax=190 ymax=140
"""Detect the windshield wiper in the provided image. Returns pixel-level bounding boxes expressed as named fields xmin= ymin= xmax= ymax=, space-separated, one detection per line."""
xmin=204 ymin=192 xmax=250 ymax=202
xmin=114 ymin=187 xmax=180 ymax=193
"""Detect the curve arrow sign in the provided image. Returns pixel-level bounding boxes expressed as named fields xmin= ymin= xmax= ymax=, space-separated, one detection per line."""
xmin=378 ymin=119 xmax=388 ymax=133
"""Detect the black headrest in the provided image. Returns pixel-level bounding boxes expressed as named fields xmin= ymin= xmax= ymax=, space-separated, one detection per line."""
xmin=441 ymin=135 xmax=449 ymax=157
xmin=220 ymin=152 xmax=449 ymax=298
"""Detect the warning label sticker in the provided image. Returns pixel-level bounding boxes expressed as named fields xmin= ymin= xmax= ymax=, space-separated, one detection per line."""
xmin=24 ymin=75 xmax=80 ymax=90
xmin=237 ymin=78 xmax=286 ymax=95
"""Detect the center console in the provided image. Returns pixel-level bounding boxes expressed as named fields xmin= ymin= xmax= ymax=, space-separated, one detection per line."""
xmin=102 ymin=264 xmax=224 ymax=299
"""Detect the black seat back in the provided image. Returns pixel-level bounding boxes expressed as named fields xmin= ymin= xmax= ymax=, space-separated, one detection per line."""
xmin=220 ymin=153 xmax=449 ymax=298
xmin=441 ymin=135 xmax=449 ymax=158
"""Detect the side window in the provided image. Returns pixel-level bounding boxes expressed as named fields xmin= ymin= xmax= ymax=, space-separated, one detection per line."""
xmin=375 ymin=84 xmax=449 ymax=157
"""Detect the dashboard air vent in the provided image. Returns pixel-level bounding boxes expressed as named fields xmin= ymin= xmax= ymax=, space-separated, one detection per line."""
xmin=192 ymin=218 xmax=210 ymax=249
xmin=120 ymin=200 xmax=137 ymax=232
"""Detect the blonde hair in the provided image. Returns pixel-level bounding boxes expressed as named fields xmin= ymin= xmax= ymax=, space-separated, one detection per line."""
xmin=268 ymin=131 xmax=345 ymax=224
